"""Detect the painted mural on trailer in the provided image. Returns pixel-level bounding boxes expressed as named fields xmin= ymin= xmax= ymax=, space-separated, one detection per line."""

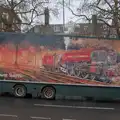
xmin=0 ymin=32 xmax=120 ymax=86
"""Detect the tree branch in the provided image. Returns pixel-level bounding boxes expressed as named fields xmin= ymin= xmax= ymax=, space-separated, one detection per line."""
xmin=96 ymin=0 xmax=101 ymax=5
xmin=67 ymin=6 xmax=91 ymax=22
xmin=6 ymin=0 xmax=11 ymax=7
xmin=97 ymin=18 xmax=112 ymax=27
xmin=91 ymin=4 xmax=113 ymax=14
xmin=13 ymin=0 xmax=24 ymax=9
xmin=104 ymin=0 xmax=113 ymax=10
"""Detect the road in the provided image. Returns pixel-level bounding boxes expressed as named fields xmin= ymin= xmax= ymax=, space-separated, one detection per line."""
xmin=0 ymin=97 xmax=120 ymax=120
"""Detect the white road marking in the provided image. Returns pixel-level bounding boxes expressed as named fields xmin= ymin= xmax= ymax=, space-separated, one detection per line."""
xmin=63 ymin=118 xmax=76 ymax=120
xmin=0 ymin=114 xmax=18 ymax=117
xmin=34 ymin=104 xmax=115 ymax=110
xmin=30 ymin=116 xmax=51 ymax=120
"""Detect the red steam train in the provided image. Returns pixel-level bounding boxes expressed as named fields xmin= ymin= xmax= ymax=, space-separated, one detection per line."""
xmin=42 ymin=47 xmax=117 ymax=81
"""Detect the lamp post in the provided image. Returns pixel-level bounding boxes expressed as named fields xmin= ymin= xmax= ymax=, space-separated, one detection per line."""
xmin=63 ymin=0 xmax=71 ymax=32
xmin=63 ymin=0 xmax=65 ymax=32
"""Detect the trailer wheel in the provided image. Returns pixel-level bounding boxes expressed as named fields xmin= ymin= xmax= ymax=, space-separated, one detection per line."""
xmin=13 ymin=85 xmax=27 ymax=98
xmin=41 ymin=86 xmax=55 ymax=100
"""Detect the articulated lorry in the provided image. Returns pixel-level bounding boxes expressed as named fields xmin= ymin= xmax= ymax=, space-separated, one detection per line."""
xmin=0 ymin=32 xmax=120 ymax=100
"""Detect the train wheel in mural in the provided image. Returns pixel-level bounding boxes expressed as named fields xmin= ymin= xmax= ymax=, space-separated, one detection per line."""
xmin=88 ymin=73 xmax=96 ymax=80
xmin=74 ymin=69 xmax=81 ymax=77
xmin=79 ymin=72 xmax=89 ymax=79
xmin=67 ymin=68 xmax=75 ymax=76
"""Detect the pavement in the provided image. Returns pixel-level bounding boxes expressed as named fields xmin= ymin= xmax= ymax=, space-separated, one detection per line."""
xmin=0 ymin=97 xmax=120 ymax=120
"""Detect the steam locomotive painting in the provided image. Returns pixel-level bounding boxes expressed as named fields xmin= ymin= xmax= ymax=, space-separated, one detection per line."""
xmin=42 ymin=37 xmax=120 ymax=83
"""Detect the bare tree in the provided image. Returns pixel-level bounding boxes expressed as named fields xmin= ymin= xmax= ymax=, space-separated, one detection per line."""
xmin=0 ymin=0 xmax=59 ymax=32
xmin=63 ymin=0 xmax=120 ymax=38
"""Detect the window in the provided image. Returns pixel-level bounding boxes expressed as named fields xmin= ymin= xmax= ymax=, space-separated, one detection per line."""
xmin=12 ymin=25 xmax=15 ymax=31
xmin=1 ymin=22 xmax=4 ymax=28
xmin=54 ymin=25 xmax=60 ymax=32
xmin=1 ymin=22 xmax=4 ymax=31
xmin=64 ymin=27 xmax=68 ymax=31
xmin=13 ymin=19 xmax=16 ymax=23
xmin=2 ymin=12 xmax=8 ymax=20
xmin=110 ymin=35 xmax=117 ymax=38
xmin=84 ymin=26 xmax=88 ymax=31
xmin=34 ymin=26 xmax=40 ymax=33
xmin=103 ymin=25 xmax=108 ymax=30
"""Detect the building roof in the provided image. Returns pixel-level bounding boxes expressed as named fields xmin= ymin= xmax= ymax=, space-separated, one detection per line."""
xmin=28 ymin=24 xmax=64 ymax=33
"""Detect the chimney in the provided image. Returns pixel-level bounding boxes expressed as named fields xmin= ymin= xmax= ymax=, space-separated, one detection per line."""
xmin=92 ymin=15 xmax=97 ymax=35
xmin=44 ymin=7 xmax=49 ymax=25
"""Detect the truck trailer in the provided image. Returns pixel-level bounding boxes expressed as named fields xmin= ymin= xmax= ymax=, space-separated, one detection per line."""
xmin=0 ymin=32 xmax=120 ymax=100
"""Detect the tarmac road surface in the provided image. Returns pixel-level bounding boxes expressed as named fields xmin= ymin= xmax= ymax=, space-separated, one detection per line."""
xmin=0 ymin=97 xmax=120 ymax=120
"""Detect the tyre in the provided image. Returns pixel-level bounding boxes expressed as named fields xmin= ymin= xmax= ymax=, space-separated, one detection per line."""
xmin=13 ymin=85 xmax=27 ymax=98
xmin=41 ymin=86 xmax=55 ymax=100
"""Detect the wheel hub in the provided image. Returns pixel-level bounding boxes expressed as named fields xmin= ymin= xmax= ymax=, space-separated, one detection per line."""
xmin=16 ymin=87 xmax=24 ymax=96
xmin=44 ymin=88 xmax=54 ymax=99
